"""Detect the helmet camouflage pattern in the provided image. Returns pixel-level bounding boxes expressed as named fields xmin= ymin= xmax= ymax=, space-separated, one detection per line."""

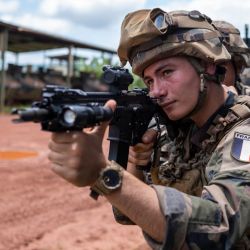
xmin=118 ymin=8 xmax=231 ymax=76
xmin=213 ymin=20 xmax=250 ymax=71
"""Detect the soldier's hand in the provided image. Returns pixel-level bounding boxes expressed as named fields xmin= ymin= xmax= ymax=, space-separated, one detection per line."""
xmin=128 ymin=129 xmax=158 ymax=167
xmin=48 ymin=100 xmax=116 ymax=187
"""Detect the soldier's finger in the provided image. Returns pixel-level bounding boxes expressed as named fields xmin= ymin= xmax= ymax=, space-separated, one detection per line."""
xmin=51 ymin=131 xmax=81 ymax=144
xmin=128 ymin=154 xmax=149 ymax=166
xmin=48 ymin=140 xmax=73 ymax=153
xmin=129 ymin=148 xmax=152 ymax=160
xmin=142 ymin=129 xmax=158 ymax=144
xmin=50 ymin=163 xmax=78 ymax=183
xmin=48 ymin=150 xmax=68 ymax=166
xmin=132 ymin=142 xmax=154 ymax=152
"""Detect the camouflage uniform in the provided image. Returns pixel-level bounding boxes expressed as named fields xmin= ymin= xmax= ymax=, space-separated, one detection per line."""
xmin=213 ymin=20 xmax=250 ymax=95
xmin=237 ymin=81 xmax=250 ymax=95
xmin=117 ymin=9 xmax=250 ymax=249
xmin=143 ymin=94 xmax=250 ymax=250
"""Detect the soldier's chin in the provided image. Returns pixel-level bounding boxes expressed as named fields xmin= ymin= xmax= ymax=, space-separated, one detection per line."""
xmin=164 ymin=103 xmax=196 ymax=121
xmin=165 ymin=112 xmax=185 ymax=121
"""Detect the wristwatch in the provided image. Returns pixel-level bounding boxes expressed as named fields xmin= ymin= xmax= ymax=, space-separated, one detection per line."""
xmin=90 ymin=161 xmax=124 ymax=200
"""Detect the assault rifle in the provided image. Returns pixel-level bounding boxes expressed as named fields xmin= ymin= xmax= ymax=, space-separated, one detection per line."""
xmin=12 ymin=66 xmax=158 ymax=169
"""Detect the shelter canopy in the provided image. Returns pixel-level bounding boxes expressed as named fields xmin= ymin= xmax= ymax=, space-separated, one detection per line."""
xmin=48 ymin=54 xmax=88 ymax=61
xmin=0 ymin=20 xmax=116 ymax=54
xmin=0 ymin=20 xmax=117 ymax=111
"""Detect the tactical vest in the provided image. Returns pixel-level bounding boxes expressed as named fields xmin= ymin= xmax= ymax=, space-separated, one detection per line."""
xmin=113 ymin=96 xmax=250 ymax=247
xmin=236 ymin=81 xmax=250 ymax=96
xmin=147 ymin=95 xmax=250 ymax=249
xmin=149 ymin=95 xmax=250 ymax=196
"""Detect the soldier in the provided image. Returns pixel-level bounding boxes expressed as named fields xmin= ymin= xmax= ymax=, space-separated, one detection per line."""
xmin=129 ymin=20 xmax=250 ymax=189
xmin=213 ymin=20 xmax=250 ymax=95
xmin=48 ymin=9 xmax=250 ymax=249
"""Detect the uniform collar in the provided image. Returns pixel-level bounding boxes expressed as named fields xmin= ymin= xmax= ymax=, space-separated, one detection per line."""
xmin=191 ymin=91 xmax=236 ymax=148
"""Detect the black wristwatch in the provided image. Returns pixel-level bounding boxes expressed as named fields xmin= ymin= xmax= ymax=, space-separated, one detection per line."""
xmin=90 ymin=161 xmax=123 ymax=200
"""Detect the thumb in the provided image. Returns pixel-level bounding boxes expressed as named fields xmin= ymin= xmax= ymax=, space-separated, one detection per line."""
xmin=94 ymin=99 xmax=117 ymax=137
xmin=142 ymin=129 xmax=158 ymax=144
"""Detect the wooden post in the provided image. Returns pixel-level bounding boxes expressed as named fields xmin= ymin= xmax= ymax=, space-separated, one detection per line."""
xmin=67 ymin=45 xmax=73 ymax=87
xmin=0 ymin=30 xmax=8 ymax=112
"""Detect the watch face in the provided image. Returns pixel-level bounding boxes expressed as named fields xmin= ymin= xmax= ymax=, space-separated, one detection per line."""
xmin=102 ymin=169 xmax=121 ymax=189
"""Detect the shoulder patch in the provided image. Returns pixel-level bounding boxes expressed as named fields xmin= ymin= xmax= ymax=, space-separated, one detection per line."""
xmin=231 ymin=132 xmax=250 ymax=162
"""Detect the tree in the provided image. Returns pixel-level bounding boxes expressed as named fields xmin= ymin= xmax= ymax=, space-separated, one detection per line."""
xmin=77 ymin=55 xmax=146 ymax=89
xmin=77 ymin=56 xmax=112 ymax=79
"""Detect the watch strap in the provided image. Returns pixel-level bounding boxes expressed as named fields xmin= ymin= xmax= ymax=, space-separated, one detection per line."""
xmin=90 ymin=161 xmax=123 ymax=200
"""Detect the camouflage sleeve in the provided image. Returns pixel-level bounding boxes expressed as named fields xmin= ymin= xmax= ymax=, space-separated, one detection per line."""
xmin=143 ymin=119 xmax=250 ymax=250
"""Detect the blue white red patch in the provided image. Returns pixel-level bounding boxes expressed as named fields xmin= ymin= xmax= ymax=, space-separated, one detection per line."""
xmin=231 ymin=132 xmax=250 ymax=162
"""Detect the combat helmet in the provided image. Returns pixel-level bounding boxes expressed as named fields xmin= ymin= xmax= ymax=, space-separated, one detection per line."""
xmin=118 ymin=8 xmax=231 ymax=77
xmin=213 ymin=20 xmax=250 ymax=73
xmin=118 ymin=9 xmax=231 ymax=118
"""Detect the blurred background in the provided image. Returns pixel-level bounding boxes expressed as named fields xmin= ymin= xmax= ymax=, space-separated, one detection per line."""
xmin=0 ymin=0 xmax=250 ymax=111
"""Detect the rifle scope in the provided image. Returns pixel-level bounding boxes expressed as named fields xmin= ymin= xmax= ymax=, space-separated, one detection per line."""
xmin=102 ymin=65 xmax=133 ymax=91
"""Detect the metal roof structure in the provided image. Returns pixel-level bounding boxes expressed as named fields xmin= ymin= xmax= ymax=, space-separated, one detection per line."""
xmin=48 ymin=54 xmax=88 ymax=61
xmin=0 ymin=20 xmax=117 ymax=111
xmin=0 ymin=21 xmax=116 ymax=54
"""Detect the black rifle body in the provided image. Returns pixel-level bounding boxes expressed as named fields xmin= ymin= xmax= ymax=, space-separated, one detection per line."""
xmin=13 ymin=85 xmax=157 ymax=168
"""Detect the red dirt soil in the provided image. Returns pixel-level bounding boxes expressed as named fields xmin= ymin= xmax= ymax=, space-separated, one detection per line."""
xmin=0 ymin=115 xmax=151 ymax=250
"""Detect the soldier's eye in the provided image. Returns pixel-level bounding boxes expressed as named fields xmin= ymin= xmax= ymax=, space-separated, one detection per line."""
xmin=145 ymin=79 xmax=153 ymax=87
xmin=162 ymin=69 xmax=173 ymax=76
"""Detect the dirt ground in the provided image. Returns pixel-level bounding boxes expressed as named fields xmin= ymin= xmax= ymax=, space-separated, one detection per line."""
xmin=0 ymin=114 xmax=151 ymax=250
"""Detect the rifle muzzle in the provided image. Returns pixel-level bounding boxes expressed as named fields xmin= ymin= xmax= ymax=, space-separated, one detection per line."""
xmin=12 ymin=108 xmax=49 ymax=123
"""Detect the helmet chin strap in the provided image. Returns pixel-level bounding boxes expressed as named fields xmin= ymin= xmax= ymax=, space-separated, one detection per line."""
xmin=182 ymin=72 xmax=208 ymax=120
xmin=180 ymin=58 xmax=225 ymax=121
xmin=179 ymin=57 xmax=209 ymax=120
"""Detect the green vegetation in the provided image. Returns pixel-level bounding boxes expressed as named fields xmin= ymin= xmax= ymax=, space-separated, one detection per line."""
xmin=129 ymin=74 xmax=146 ymax=90
xmin=76 ymin=55 xmax=146 ymax=89
xmin=76 ymin=56 xmax=113 ymax=79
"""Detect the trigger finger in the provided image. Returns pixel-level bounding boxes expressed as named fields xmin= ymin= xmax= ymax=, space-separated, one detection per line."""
xmin=129 ymin=147 xmax=152 ymax=160
xmin=133 ymin=142 xmax=154 ymax=152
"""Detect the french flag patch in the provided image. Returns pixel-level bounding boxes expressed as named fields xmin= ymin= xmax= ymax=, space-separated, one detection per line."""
xmin=231 ymin=132 xmax=250 ymax=162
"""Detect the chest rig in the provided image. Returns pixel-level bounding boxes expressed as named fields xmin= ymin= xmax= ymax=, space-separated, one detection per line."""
xmin=148 ymin=95 xmax=250 ymax=196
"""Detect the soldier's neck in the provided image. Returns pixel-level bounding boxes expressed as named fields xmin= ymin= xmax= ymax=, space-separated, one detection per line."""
xmin=191 ymin=83 xmax=228 ymax=128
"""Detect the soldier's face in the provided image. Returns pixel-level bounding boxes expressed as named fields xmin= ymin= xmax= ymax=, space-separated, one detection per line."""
xmin=143 ymin=56 xmax=200 ymax=120
xmin=221 ymin=61 xmax=236 ymax=87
